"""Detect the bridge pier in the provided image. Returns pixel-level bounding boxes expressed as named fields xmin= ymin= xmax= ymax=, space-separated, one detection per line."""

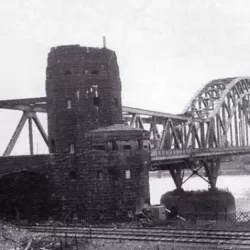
xmin=169 ymin=168 xmax=183 ymax=191
xmin=203 ymin=159 xmax=221 ymax=189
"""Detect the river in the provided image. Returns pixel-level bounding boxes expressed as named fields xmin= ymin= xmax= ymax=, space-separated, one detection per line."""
xmin=149 ymin=175 xmax=250 ymax=213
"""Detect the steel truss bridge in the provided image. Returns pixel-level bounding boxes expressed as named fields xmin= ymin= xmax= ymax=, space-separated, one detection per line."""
xmin=1 ymin=77 xmax=250 ymax=190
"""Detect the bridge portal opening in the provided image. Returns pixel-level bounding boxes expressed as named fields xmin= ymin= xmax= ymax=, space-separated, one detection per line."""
xmin=0 ymin=171 xmax=50 ymax=222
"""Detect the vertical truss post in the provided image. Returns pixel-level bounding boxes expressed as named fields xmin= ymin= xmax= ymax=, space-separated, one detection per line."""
xmin=222 ymin=103 xmax=227 ymax=146
xmin=239 ymin=103 xmax=243 ymax=146
xmin=28 ymin=117 xmax=34 ymax=155
xmin=216 ymin=115 xmax=221 ymax=146
xmin=200 ymin=122 xmax=205 ymax=148
xmin=228 ymin=96 xmax=233 ymax=146
xmin=159 ymin=119 xmax=170 ymax=150
xmin=191 ymin=123 xmax=195 ymax=148
xmin=150 ymin=116 xmax=160 ymax=149
xmin=234 ymin=105 xmax=239 ymax=146
xmin=244 ymin=97 xmax=249 ymax=146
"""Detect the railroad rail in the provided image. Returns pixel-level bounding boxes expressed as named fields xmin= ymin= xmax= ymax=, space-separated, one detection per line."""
xmin=19 ymin=225 xmax=250 ymax=248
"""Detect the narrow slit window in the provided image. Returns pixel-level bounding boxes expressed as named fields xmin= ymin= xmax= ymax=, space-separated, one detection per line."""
xmin=76 ymin=90 xmax=80 ymax=100
xmin=98 ymin=171 xmax=104 ymax=180
xmin=93 ymin=96 xmax=100 ymax=107
xmin=69 ymin=144 xmax=75 ymax=154
xmin=124 ymin=145 xmax=131 ymax=150
xmin=64 ymin=70 xmax=72 ymax=75
xmin=50 ymin=139 xmax=56 ymax=153
xmin=69 ymin=170 xmax=77 ymax=179
xmin=91 ymin=69 xmax=99 ymax=75
xmin=125 ymin=170 xmax=131 ymax=179
xmin=67 ymin=99 xmax=72 ymax=109
xmin=112 ymin=141 xmax=118 ymax=150
xmin=113 ymin=98 xmax=118 ymax=107
xmin=138 ymin=140 xmax=143 ymax=149
xmin=93 ymin=144 xmax=106 ymax=150
xmin=108 ymin=168 xmax=119 ymax=181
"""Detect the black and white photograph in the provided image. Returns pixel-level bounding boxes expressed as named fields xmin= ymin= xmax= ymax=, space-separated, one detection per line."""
xmin=0 ymin=1 xmax=250 ymax=249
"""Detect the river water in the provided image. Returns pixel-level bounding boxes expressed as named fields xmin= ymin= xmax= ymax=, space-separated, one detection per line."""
xmin=149 ymin=175 xmax=250 ymax=213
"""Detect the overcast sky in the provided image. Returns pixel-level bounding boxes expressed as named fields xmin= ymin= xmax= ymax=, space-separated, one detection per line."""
xmin=0 ymin=0 xmax=250 ymax=154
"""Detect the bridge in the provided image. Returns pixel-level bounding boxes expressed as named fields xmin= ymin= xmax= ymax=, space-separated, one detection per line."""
xmin=1 ymin=77 xmax=250 ymax=190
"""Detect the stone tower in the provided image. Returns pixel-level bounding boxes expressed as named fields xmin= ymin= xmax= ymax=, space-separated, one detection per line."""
xmin=46 ymin=45 xmax=150 ymax=222
xmin=46 ymin=45 xmax=122 ymax=154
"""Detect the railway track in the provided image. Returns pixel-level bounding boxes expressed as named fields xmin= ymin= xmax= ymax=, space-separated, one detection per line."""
xmin=19 ymin=225 xmax=250 ymax=248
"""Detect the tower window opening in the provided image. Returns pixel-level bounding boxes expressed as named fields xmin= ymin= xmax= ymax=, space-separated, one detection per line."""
xmin=143 ymin=140 xmax=150 ymax=150
xmin=69 ymin=170 xmax=77 ymax=179
xmin=76 ymin=89 xmax=80 ymax=100
xmin=112 ymin=141 xmax=118 ymax=150
xmin=91 ymin=69 xmax=99 ymax=75
xmin=108 ymin=168 xmax=119 ymax=181
xmin=67 ymin=99 xmax=72 ymax=109
xmin=138 ymin=140 xmax=143 ymax=149
xmin=50 ymin=139 xmax=56 ymax=153
xmin=113 ymin=98 xmax=118 ymax=107
xmin=93 ymin=96 xmax=100 ymax=107
xmin=125 ymin=170 xmax=131 ymax=179
xmin=124 ymin=145 xmax=131 ymax=150
xmin=69 ymin=144 xmax=75 ymax=154
xmin=64 ymin=70 xmax=72 ymax=75
xmin=93 ymin=144 xmax=106 ymax=150
xmin=97 ymin=171 xmax=104 ymax=180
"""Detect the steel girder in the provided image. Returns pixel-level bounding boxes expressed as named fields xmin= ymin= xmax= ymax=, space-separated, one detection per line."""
xmin=184 ymin=76 xmax=250 ymax=148
xmin=3 ymin=111 xmax=48 ymax=156
xmin=2 ymin=77 xmax=250 ymax=189
xmin=126 ymin=77 xmax=250 ymax=189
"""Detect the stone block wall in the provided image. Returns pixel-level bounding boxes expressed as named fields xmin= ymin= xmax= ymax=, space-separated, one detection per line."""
xmin=45 ymin=45 xmax=151 ymax=223
xmin=46 ymin=45 xmax=122 ymax=154
xmin=0 ymin=155 xmax=50 ymax=176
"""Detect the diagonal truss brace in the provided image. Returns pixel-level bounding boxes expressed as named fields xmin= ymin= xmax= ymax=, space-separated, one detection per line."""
xmin=3 ymin=111 xmax=48 ymax=156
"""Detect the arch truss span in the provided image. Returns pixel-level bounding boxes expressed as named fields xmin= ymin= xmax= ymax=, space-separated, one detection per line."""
xmin=151 ymin=77 xmax=250 ymax=190
xmin=185 ymin=76 xmax=250 ymax=149
xmin=151 ymin=77 xmax=250 ymax=154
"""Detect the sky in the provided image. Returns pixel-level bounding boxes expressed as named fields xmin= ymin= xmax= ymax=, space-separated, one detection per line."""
xmin=0 ymin=0 xmax=250 ymax=154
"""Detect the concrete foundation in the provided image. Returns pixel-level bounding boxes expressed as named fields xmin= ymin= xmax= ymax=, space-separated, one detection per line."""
xmin=161 ymin=189 xmax=236 ymax=222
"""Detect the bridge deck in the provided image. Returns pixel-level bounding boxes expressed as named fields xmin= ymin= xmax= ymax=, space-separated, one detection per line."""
xmin=151 ymin=147 xmax=250 ymax=166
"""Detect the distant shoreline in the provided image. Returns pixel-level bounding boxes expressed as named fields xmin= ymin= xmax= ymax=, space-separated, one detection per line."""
xmin=149 ymin=169 xmax=250 ymax=178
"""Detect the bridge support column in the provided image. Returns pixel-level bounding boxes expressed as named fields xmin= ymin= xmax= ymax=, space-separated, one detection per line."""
xmin=203 ymin=159 xmax=221 ymax=189
xmin=169 ymin=168 xmax=183 ymax=191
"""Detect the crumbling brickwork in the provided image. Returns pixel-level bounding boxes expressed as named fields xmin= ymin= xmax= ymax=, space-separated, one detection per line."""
xmin=0 ymin=155 xmax=49 ymax=176
xmin=46 ymin=45 xmax=122 ymax=154
xmin=48 ymin=125 xmax=151 ymax=222
xmin=0 ymin=45 xmax=150 ymax=223
xmin=82 ymin=125 xmax=151 ymax=221
xmin=46 ymin=45 xmax=150 ymax=222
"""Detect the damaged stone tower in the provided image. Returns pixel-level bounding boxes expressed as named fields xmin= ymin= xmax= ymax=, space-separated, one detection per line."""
xmin=46 ymin=45 xmax=150 ymax=222
xmin=46 ymin=45 xmax=122 ymax=154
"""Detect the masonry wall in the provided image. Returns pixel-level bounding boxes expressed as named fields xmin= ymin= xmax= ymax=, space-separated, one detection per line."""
xmin=49 ymin=148 xmax=150 ymax=222
xmin=0 ymin=155 xmax=49 ymax=176
xmin=45 ymin=45 xmax=151 ymax=223
xmin=46 ymin=45 xmax=122 ymax=154
xmin=83 ymin=127 xmax=151 ymax=221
